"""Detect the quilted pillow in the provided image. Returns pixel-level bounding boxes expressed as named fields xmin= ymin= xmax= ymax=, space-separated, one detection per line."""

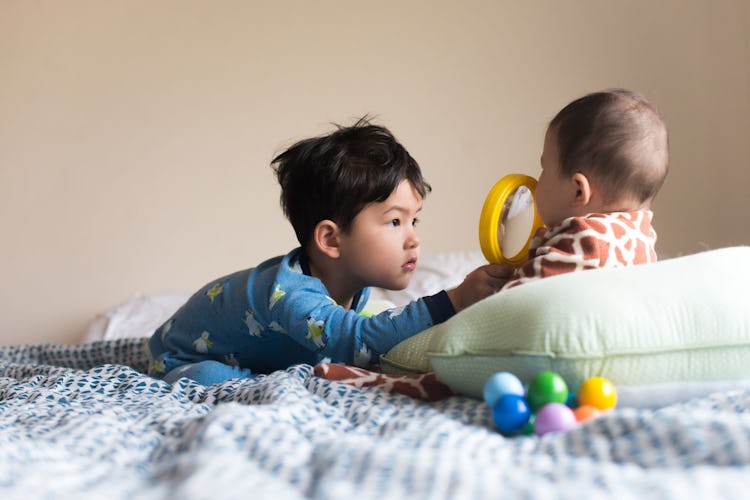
xmin=380 ymin=246 xmax=750 ymax=399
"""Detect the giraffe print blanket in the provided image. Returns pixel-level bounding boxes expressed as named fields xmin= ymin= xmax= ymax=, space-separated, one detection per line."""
xmin=313 ymin=363 xmax=454 ymax=400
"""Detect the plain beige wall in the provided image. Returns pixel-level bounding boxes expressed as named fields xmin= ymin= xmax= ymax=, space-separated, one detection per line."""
xmin=2 ymin=1 xmax=749 ymax=345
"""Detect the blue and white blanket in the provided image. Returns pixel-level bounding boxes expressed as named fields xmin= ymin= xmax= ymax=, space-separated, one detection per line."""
xmin=1 ymin=338 xmax=749 ymax=499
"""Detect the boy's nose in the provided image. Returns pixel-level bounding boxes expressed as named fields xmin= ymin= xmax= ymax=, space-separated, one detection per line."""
xmin=406 ymin=230 xmax=420 ymax=249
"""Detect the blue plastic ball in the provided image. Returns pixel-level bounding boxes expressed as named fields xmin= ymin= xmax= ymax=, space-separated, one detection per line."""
xmin=483 ymin=372 xmax=525 ymax=407
xmin=492 ymin=394 xmax=531 ymax=435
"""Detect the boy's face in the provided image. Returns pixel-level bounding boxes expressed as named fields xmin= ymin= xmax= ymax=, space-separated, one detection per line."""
xmin=535 ymin=127 xmax=577 ymax=228
xmin=337 ymin=179 xmax=422 ymax=291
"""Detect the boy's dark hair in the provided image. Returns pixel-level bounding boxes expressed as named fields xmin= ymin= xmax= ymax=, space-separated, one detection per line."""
xmin=550 ymin=88 xmax=669 ymax=205
xmin=272 ymin=117 xmax=431 ymax=247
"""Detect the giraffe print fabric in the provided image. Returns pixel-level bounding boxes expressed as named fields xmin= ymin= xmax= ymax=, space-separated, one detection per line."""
xmin=503 ymin=210 xmax=657 ymax=290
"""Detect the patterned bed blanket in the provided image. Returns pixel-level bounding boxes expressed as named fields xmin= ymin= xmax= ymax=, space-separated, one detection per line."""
xmin=1 ymin=339 xmax=750 ymax=499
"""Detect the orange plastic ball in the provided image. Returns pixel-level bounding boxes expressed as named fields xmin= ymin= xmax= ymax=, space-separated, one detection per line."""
xmin=573 ymin=404 xmax=602 ymax=422
xmin=576 ymin=377 xmax=617 ymax=410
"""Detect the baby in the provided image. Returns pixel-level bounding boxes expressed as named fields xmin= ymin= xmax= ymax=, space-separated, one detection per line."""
xmin=504 ymin=88 xmax=669 ymax=289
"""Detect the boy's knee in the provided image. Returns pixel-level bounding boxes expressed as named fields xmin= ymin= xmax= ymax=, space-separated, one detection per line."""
xmin=163 ymin=360 xmax=253 ymax=385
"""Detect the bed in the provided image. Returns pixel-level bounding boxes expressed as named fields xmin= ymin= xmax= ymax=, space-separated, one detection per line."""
xmin=2 ymin=250 xmax=750 ymax=499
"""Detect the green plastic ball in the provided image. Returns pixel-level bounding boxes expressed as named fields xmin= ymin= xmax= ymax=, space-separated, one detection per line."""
xmin=526 ymin=371 xmax=569 ymax=411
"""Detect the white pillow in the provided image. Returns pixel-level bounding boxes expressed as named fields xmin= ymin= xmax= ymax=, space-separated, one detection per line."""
xmin=83 ymin=292 xmax=190 ymax=342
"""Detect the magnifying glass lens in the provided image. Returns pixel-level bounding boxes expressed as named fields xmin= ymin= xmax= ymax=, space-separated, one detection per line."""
xmin=500 ymin=186 xmax=536 ymax=260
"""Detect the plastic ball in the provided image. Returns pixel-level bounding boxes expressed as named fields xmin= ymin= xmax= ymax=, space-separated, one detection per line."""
xmin=565 ymin=391 xmax=579 ymax=409
xmin=492 ymin=394 xmax=531 ymax=435
xmin=522 ymin=413 xmax=536 ymax=435
xmin=534 ymin=403 xmax=577 ymax=435
xmin=573 ymin=404 xmax=602 ymax=422
xmin=577 ymin=377 xmax=617 ymax=410
xmin=526 ymin=371 xmax=569 ymax=411
xmin=483 ymin=372 xmax=525 ymax=407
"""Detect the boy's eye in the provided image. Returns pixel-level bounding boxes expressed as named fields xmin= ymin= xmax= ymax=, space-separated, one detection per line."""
xmin=388 ymin=219 xmax=401 ymax=227
xmin=412 ymin=218 xmax=420 ymax=226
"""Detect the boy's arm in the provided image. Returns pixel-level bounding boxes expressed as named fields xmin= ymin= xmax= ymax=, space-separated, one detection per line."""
xmin=270 ymin=261 xmax=508 ymax=366
xmin=262 ymin=243 xmax=509 ymax=366
xmin=270 ymin=287 xmax=446 ymax=366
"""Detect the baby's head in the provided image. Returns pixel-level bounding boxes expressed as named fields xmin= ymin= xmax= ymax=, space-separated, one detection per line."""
xmin=272 ymin=117 xmax=431 ymax=249
xmin=536 ymin=89 xmax=669 ymax=227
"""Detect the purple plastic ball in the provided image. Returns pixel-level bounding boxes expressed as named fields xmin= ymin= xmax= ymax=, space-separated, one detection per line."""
xmin=492 ymin=394 xmax=531 ymax=435
xmin=533 ymin=403 xmax=577 ymax=436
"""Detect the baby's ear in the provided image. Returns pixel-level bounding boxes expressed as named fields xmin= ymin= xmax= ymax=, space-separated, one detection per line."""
xmin=571 ymin=172 xmax=592 ymax=207
xmin=312 ymin=220 xmax=341 ymax=259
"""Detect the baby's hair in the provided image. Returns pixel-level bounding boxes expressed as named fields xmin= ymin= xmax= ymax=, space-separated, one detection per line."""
xmin=549 ymin=89 xmax=669 ymax=205
xmin=272 ymin=116 xmax=431 ymax=247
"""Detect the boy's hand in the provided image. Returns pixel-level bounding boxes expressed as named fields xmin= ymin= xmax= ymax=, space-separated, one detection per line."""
xmin=446 ymin=264 xmax=512 ymax=313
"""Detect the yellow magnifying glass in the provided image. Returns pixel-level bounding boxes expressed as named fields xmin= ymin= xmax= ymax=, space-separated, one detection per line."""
xmin=479 ymin=174 xmax=545 ymax=266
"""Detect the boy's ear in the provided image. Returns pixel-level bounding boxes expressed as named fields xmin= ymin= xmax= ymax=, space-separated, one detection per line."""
xmin=312 ymin=220 xmax=341 ymax=259
xmin=571 ymin=172 xmax=592 ymax=207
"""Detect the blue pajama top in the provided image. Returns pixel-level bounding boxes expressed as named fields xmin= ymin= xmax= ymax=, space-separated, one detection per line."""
xmin=146 ymin=248 xmax=455 ymax=376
